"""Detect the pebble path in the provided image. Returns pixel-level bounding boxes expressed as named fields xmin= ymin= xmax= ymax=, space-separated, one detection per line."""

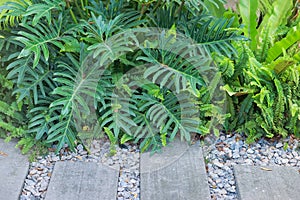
xmin=20 ymin=139 xmax=140 ymax=200
xmin=203 ymin=133 xmax=300 ymax=200
xmin=19 ymin=133 xmax=300 ymax=200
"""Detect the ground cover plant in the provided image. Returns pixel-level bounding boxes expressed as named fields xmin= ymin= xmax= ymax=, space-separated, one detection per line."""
xmin=0 ymin=0 xmax=299 ymax=155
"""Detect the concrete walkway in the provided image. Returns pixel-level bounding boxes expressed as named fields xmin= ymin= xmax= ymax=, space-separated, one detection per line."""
xmin=45 ymin=161 xmax=119 ymax=200
xmin=0 ymin=139 xmax=29 ymax=200
xmin=140 ymin=139 xmax=210 ymax=200
xmin=234 ymin=165 xmax=300 ymax=200
xmin=1 ymin=138 xmax=300 ymax=200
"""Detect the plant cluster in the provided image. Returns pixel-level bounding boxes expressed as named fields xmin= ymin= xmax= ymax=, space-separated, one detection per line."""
xmin=223 ymin=0 xmax=300 ymax=142
xmin=0 ymin=0 xmax=299 ymax=154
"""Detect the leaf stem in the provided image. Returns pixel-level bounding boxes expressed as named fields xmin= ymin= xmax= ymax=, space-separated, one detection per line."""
xmin=175 ymin=0 xmax=185 ymax=17
xmin=65 ymin=0 xmax=78 ymax=24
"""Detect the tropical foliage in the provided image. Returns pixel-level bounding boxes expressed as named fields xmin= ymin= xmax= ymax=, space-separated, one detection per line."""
xmin=223 ymin=0 xmax=300 ymax=142
xmin=0 ymin=0 xmax=299 ymax=155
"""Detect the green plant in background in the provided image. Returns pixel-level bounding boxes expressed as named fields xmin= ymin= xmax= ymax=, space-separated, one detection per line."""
xmin=222 ymin=0 xmax=300 ymax=142
xmin=0 ymin=66 xmax=25 ymax=139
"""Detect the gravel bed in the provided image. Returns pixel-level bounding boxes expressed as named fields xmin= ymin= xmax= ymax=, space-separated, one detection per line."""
xmin=19 ymin=132 xmax=300 ymax=200
xmin=19 ymin=139 xmax=140 ymax=200
xmin=202 ymin=133 xmax=300 ymax=200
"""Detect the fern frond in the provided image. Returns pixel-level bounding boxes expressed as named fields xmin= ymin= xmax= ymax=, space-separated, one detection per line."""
xmin=237 ymin=94 xmax=254 ymax=125
xmin=273 ymin=79 xmax=285 ymax=125
xmin=0 ymin=119 xmax=24 ymax=136
xmin=266 ymin=57 xmax=295 ymax=75
xmin=258 ymin=0 xmax=293 ymax=37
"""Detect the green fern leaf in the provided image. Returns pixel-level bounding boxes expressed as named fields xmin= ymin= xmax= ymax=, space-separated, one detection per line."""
xmin=258 ymin=0 xmax=293 ymax=37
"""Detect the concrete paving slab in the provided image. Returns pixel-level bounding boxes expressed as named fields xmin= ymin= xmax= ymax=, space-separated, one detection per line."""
xmin=234 ymin=165 xmax=300 ymax=200
xmin=45 ymin=161 xmax=119 ymax=200
xmin=0 ymin=139 xmax=29 ymax=200
xmin=140 ymin=140 xmax=211 ymax=200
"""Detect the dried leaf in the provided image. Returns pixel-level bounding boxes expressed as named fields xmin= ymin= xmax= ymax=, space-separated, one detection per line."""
xmin=75 ymin=155 xmax=83 ymax=160
xmin=260 ymin=167 xmax=272 ymax=171
xmin=0 ymin=151 xmax=8 ymax=156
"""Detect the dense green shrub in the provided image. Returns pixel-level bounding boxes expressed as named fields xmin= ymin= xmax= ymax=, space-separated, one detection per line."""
xmin=0 ymin=0 xmax=244 ymax=153
xmin=0 ymin=0 xmax=299 ymax=155
xmin=0 ymin=65 xmax=25 ymax=140
xmin=222 ymin=0 xmax=300 ymax=142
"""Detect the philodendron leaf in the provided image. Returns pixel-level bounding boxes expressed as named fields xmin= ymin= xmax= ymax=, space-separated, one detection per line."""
xmin=23 ymin=0 xmax=65 ymax=26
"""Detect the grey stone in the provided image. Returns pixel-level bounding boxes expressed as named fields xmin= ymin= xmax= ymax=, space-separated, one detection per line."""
xmin=246 ymin=149 xmax=254 ymax=154
xmin=0 ymin=139 xmax=29 ymax=200
xmin=220 ymin=136 xmax=226 ymax=141
xmin=276 ymin=143 xmax=283 ymax=148
xmin=227 ymin=187 xmax=236 ymax=193
xmin=229 ymin=180 xmax=235 ymax=185
xmin=45 ymin=161 xmax=119 ymax=200
xmin=140 ymin=139 xmax=210 ymax=200
xmin=234 ymin=165 xmax=300 ymax=200
xmin=232 ymin=152 xmax=240 ymax=159
xmin=244 ymin=159 xmax=254 ymax=165
xmin=77 ymin=144 xmax=84 ymax=151
xmin=215 ymin=169 xmax=225 ymax=176
xmin=213 ymin=160 xmax=224 ymax=168
xmin=215 ymin=178 xmax=222 ymax=184
xmin=219 ymin=189 xmax=227 ymax=195
xmin=292 ymin=151 xmax=298 ymax=157
xmin=281 ymin=158 xmax=289 ymax=164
